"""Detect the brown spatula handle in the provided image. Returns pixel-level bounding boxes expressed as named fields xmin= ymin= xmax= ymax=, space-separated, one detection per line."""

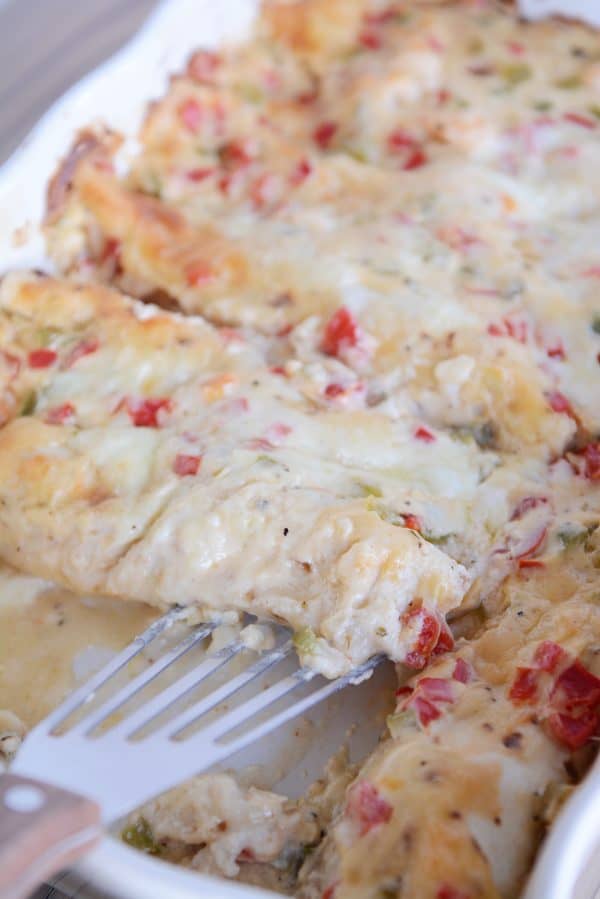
xmin=0 ymin=773 xmax=101 ymax=899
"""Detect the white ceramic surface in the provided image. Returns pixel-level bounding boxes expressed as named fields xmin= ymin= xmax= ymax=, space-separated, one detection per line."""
xmin=1 ymin=1 xmax=599 ymax=898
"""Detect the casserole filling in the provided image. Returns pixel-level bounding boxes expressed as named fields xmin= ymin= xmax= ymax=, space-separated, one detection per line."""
xmin=1 ymin=1 xmax=599 ymax=897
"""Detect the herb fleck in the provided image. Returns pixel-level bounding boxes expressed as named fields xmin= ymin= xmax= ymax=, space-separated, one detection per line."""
xmin=358 ymin=481 xmax=383 ymax=498
xmin=555 ymin=74 xmax=582 ymax=90
xmin=19 ymin=391 xmax=36 ymax=417
xmin=500 ymin=63 xmax=532 ymax=86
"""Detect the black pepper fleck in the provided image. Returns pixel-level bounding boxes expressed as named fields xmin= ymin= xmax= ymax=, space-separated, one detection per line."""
xmin=502 ymin=732 xmax=523 ymax=749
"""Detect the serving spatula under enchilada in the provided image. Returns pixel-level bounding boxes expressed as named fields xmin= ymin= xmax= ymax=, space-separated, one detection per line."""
xmin=0 ymin=608 xmax=379 ymax=899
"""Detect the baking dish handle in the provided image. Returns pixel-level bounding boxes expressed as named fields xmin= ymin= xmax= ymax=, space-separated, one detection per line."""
xmin=0 ymin=772 xmax=101 ymax=899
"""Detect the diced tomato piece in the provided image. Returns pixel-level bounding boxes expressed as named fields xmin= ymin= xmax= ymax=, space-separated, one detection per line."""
xmin=391 ymin=138 xmax=428 ymax=173
xmin=236 ymin=848 xmax=255 ymax=862
xmin=359 ymin=30 xmax=382 ymax=50
xmin=434 ymin=621 xmax=455 ymax=656
xmin=548 ymin=390 xmax=576 ymax=418
xmin=412 ymin=695 xmax=442 ymax=726
xmin=533 ymin=641 xmax=567 ymax=673
xmin=45 ymin=402 xmax=75 ymax=425
xmin=186 ymin=260 xmax=215 ymax=287
xmin=346 ymin=781 xmax=393 ymax=835
xmin=387 ymin=129 xmax=416 ymax=151
xmin=63 ymin=339 xmax=99 ymax=369
xmin=99 ymin=237 xmax=121 ymax=265
xmin=488 ymin=316 xmax=528 ymax=342
xmin=313 ymin=121 xmax=338 ymax=150
xmin=558 ymin=145 xmax=580 ymax=159
xmin=321 ymin=884 xmax=337 ymax=899
xmin=402 ymin=513 xmax=422 ymax=532
xmin=547 ymin=340 xmax=566 ymax=360
xmin=437 ymin=886 xmax=471 ymax=899
xmin=509 ymin=667 xmax=539 ymax=703
xmin=404 ymin=607 xmax=441 ymax=669
xmin=290 ymin=157 xmax=313 ymax=186
xmin=270 ymin=365 xmax=287 ymax=377
xmin=179 ymin=99 xmax=203 ymax=133
xmin=28 ymin=349 xmax=57 ymax=369
xmin=581 ymin=266 xmax=600 ymax=278
xmin=220 ymin=328 xmax=244 ymax=344
xmin=414 ymin=425 xmax=436 ymax=443
xmin=518 ymin=559 xmax=545 ymax=570
xmin=575 ymin=442 xmax=600 ymax=480
xmin=250 ymin=172 xmax=280 ymax=211
xmin=219 ymin=140 xmax=253 ymax=168
xmin=321 ymin=307 xmax=360 ymax=357
xmin=387 ymin=129 xmax=428 ymax=168
xmin=505 ymin=317 xmax=528 ymax=343
xmin=513 ymin=525 xmax=547 ymax=560
xmin=124 ymin=398 xmax=172 ymax=428
xmin=437 ymin=88 xmax=451 ymax=105
xmin=218 ymin=172 xmax=233 ymax=195
xmin=453 ymin=658 xmax=472 ymax=684
xmin=551 ymin=661 xmax=600 ymax=712
xmin=437 ymin=225 xmax=480 ymax=252
xmin=296 ymin=88 xmax=319 ymax=106
xmin=247 ymin=437 xmax=275 ymax=451
xmin=249 ymin=174 xmax=267 ymax=210
xmin=186 ymin=167 xmax=215 ymax=182
xmin=548 ymin=710 xmax=599 ymax=749
xmin=510 ymin=496 xmax=548 ymax=521
xmin=395 ymin=685 xmax=413 ymax=700
xmin=173 ymin=454 xmax=201 ymax=477
xmin=564 ymin=112 xmax=597 ymax=130
xmin=324 ymin=383 xmax=346 ymax=399
xmin=507 ymin=40 xmax=525 ymax=55
xmin=403 ymin=146 xmax=428 ymax=170
xmin=417 ymin=677 xmax=454 ymax=703
xmin=187 ymin=50 xmax=221 ymax=84
xmin=264 ymin=422 xmax=292 ymax=445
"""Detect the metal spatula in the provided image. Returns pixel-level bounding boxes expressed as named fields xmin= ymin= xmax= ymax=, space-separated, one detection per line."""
xmin=0 ymin=608 xmax=379 ymax=899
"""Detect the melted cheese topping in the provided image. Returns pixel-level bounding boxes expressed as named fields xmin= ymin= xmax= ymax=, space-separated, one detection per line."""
xmin=1 ymin=1 xmax=599 ymax=897
xmin=0 ymin=272 xmax=472 ymax=676
xmin=299 ymin=543 xmax=600 ymax=899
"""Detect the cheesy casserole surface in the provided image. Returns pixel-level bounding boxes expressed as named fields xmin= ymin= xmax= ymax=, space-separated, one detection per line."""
xmin=1 ymin=1 xmax=600 ymax=897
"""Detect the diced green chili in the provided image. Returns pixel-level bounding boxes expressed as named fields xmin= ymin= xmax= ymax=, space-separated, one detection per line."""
xmin=19 ymin=391 xmax=36 ymax=417
xmin=122 ymin=818 xmax=161 ymax=855
xmin=293 ymin=627 xmax=318 ymax=655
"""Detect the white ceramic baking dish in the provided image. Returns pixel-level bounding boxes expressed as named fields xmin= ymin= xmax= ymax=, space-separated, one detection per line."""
xmin=1 ymin=2 xmax=600 ymax=898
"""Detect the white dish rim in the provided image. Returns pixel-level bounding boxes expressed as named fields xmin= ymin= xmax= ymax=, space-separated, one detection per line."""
xmin=0 ymin=1 xmax=599 ymax=897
